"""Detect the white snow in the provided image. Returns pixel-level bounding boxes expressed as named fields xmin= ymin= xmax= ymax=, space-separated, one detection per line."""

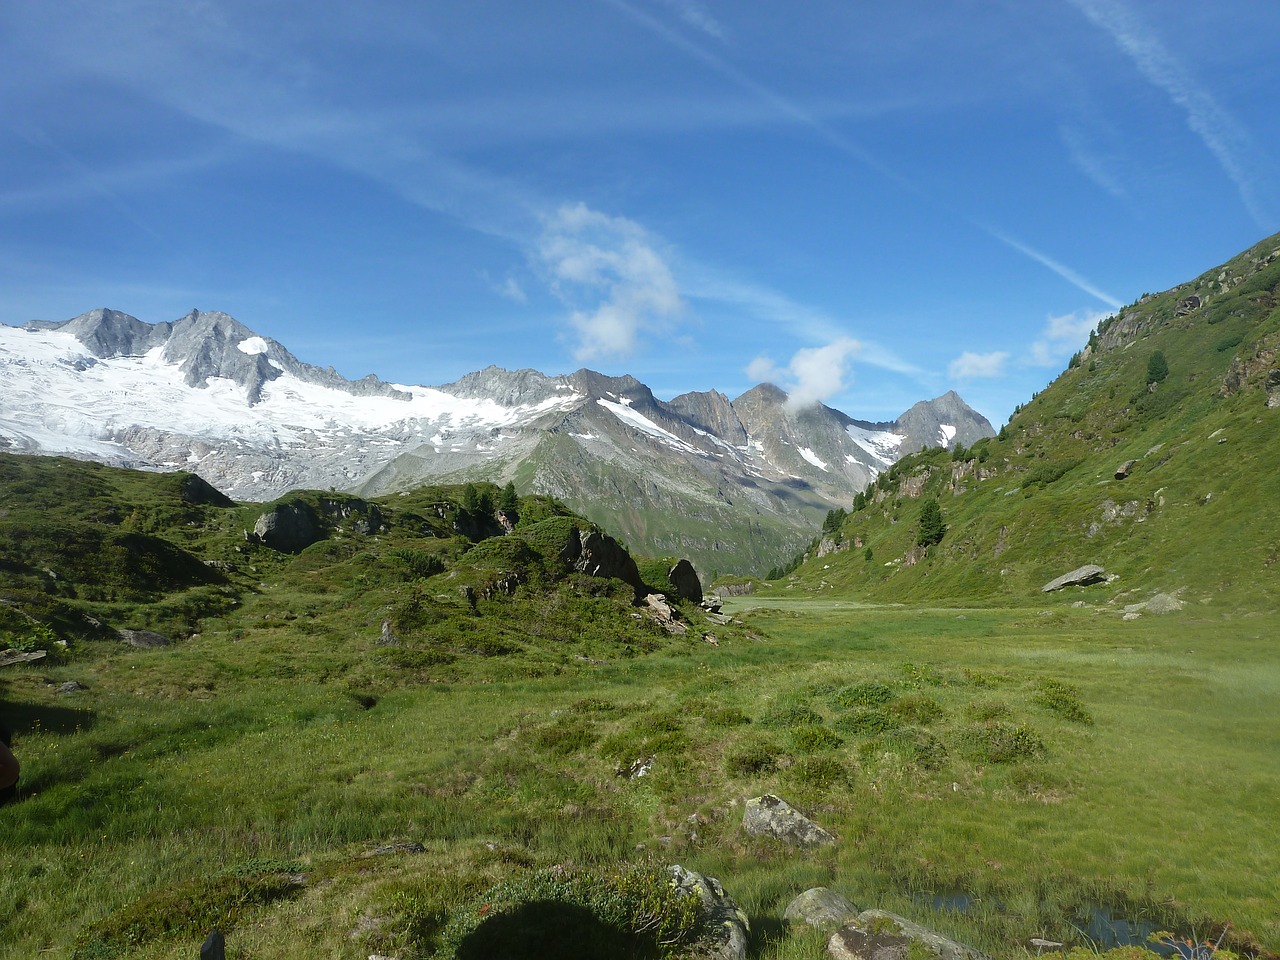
xmin=237 ymin=336 xmax=269 ymax=355
xmin=596 ymin=398 xmax=698 ymax=454
xmin=846 ymin=424 xmax=905 ymax=466
xmin=798 ymin=447 xmax=829 ymax=471
xmin=0 ymin=324 xmax=582 ymax=464
xmin=938 ymin=424 xmax=957 ymax=446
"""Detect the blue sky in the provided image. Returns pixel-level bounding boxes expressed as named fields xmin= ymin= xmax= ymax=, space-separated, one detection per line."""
xmin=3 ymin=1 xmax=1278 ymax=426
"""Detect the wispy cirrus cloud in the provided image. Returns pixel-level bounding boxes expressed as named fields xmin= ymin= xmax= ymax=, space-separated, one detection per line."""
xmin=1059 ymin=122 xmax=1128 ymax=200
xmin=537 ymin=203 xmax=683 ymax=362
xmin=651 ymin=0 xmax=727 ymax=41
xmin=984 ymin=226 xmax=1121 ymax=309
xmin=1067 ymin=0 xmax=1270 ymax=228
xmin=601 ymin=0 xmax=1125 ymax=309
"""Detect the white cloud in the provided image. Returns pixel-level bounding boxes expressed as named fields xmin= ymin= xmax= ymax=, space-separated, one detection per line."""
xmin=1027 ymin=308 xmax=1109 ymax=367
xmin=949 ymin=351 xmax=1010 ymax=379
xmin=747 ymin=337 xmax=861 ymax=411
xmin=538 ymin=203 xmax=683 ymax=362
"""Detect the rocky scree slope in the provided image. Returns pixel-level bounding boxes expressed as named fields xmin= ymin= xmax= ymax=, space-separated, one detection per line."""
xmin=786 ymin=230 xmax=1280 ymax=607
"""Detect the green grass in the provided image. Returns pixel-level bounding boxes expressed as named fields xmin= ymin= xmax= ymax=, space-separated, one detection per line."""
xmin=4 ymin=598 xmax=1279 ymax=959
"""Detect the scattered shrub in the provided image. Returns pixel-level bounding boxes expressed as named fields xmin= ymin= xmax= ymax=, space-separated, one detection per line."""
xmin=787 ymin=755 xmax=850 ymax=791
xmin=830 ymin=682 xmax=896 ymax=709
xmin=887 ymin=694 xmax=945 ymax=725
xmin=533 ymin=717 xmax=597 ymax=755
xmin=959 ymin=722 xmax=1044 ymax=763
xmin=835 ymin=708 xmax=900 ymax=737
xmin=435 ymin=865 xmax=706 ymax=960
xmin=965 ymin=699 xmax=1012 ymax=722
xmin=724 ymin=738 xmax=783 ymax=776
xmin=1033 ymin=679 xmax=1093 ymax=724
xmin=71 ymin=865 xmax=303 ymax=959
xmin=790 ymin=725 xmax=844 ymax=752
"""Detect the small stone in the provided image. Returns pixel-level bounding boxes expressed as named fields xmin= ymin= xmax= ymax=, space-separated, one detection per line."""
xmin=56 ymin=680 xmax=85 ymax=694
xmin=742 ymin=794 xmax=836 ymax=847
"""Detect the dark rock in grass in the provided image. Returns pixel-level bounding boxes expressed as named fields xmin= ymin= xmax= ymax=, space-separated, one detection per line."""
xmin=56 ymin=680 xmax=86 ymax=694
xmin=200 ymin=929 xmax=226 ymax=960
xmin=742 ymin=794 xmax=836 ymax=847
xmin=669 ymin=865 xmax=749 ymax=960
xmin=117 ymin=628 xmax=170 ymax=648
xmin=828 ymin=910 xmax=989 ymax=960
xmin=178 ymin=472 xmax=234 ymax=507
xmin=668 ymin=558 xmax=703 ymax=603
xmin=785 ymin=887 xmax=859 ymax=929
xmin=1114 ymin=459 xmax=1137 ymax=479
xmin=1041 ymin=564 xmax=1107 ymax=592
xmin=252 ymin=502 xmax=321 ymax=552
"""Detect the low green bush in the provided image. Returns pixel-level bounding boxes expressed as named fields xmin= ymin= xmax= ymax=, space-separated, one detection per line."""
xmin=888 ymin=694 xmax=945 ymax=725
xmin=435 ymin=865 xmax=707 ymax=960
xmin=1034 ymin=678 xmax=1093 ymax=724
xmin=71 ymin=864 xmax=303 ymax=958
xmin=790 ymin=725 xmax=844 ymax=752
xmin=959 ymin=721 xmax=1045 ymax=763
xmin=830 ymin=682 xmax=896 ymax=708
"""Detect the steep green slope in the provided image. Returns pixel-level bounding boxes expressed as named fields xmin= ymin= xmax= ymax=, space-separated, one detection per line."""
xmin=785 ymin=232 xmax=1280 ymax=607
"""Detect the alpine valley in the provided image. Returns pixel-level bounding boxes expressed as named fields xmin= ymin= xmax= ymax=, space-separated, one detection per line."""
xmin=0 ymin=308 xmax=993 ymax=575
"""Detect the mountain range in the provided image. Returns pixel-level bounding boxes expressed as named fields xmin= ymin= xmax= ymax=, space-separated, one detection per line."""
xmin=0 ymin=308 xmax=993 ymax=575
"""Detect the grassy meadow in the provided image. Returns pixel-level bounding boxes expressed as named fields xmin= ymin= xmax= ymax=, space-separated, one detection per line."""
xmin=4 ymin=594 xmax=1278 ymax=959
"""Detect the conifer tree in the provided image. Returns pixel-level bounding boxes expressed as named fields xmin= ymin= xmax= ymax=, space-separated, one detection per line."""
xmin=916 ymin=498 xmax=946 ymax=548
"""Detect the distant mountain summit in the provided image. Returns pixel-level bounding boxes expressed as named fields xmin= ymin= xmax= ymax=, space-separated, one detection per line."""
xmin=0 ymin=308 xmax=993 ymax=574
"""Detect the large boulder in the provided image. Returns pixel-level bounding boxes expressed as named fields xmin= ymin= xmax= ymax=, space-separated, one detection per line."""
xmin=828 ymin=910 xmax=990 ymax=960
xmin=785 ymin=887 xmax=859 ymax=930
xmin=1041 ymin=564 xmax=1107 ymax=592
xmin=252 ymin=502 xmax=321 ymax=552
xmin=667 ymin=559 xmax=703 ymax=603
xmin=742 ymin=794 xmax=836 ymax=847
xmin=668 ymin=865 xmax=749 ymax=960
xmin=559 ymin=526 xmax=646 ymax=598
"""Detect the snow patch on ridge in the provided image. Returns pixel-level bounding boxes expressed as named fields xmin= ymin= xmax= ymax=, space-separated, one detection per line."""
xmin=798 ymin=447 xmax=829 ymax=471
xmin=237 ymin=336 xmax=269 ymax=355
xmin=846 ymin=424 xmax=904 ymax=466
xmin=938 ymin=424 xmax=957 ymax=446
xmin=597 ymin=398 xmax=698 ymax=454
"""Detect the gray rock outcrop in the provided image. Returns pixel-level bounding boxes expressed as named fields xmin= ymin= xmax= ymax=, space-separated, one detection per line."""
xmin=668 ymin=865 xmax=749 ymax=960
xmin=742 ymin=794 xmax=836 ymax=847
xmin=252 ymin=502 xmax=321 ymax=553
xmin=828 ymin=910 xmax=990 ymax=960
xmin=785 ymin=887 xmax=859 ymax=929
xmin=667 ymin=559 xmax=703 ymax=603
xmin=1114 ymin=459 xmax=1137 ymax=479
xmin=1041 ymin=564 xmax=1107 ymax=592
xmin=1122 ymin=592 xmax=1184 ymax=618
xmin=117 ymin=628 xmax=170 ymax=648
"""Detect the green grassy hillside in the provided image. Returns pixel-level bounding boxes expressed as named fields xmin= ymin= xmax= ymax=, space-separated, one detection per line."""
xmin=783 ymin=232 xmax=1280 ymax=607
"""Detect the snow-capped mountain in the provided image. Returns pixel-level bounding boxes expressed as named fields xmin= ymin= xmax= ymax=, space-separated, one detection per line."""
xmin=0 ymin=308 xmax=993 ymax=573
